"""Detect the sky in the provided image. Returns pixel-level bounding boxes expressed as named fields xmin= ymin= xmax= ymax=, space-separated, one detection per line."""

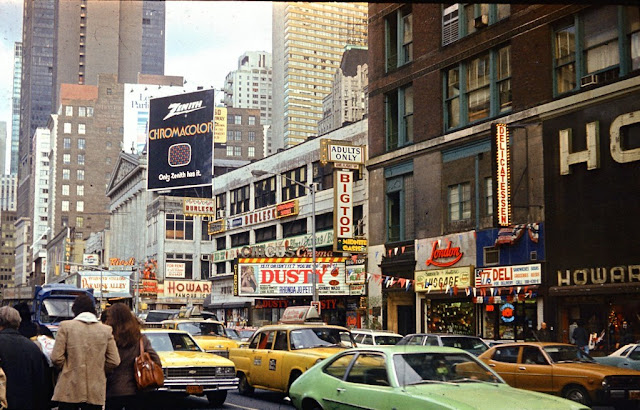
xmin=0 ymin=0 xmax=272 ymax=172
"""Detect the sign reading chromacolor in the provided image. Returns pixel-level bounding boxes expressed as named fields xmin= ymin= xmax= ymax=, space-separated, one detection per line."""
xmin=147 ymin=89 xmax=214 ymax=191
xmin=475 ymin=263 xmax=542 ymax=287
xmin=234 ymin=258 xmax=348 ymax=296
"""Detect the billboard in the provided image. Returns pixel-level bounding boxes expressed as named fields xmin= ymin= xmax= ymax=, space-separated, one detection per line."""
xmin=147 ymin=89 xmax=214 ymax=191
xmin=234 ymin=257 xmax=348 ymax=296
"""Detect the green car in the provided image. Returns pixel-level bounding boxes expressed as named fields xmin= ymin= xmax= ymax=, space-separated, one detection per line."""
xmin=288 ymin=345 xmax=590 ymax=410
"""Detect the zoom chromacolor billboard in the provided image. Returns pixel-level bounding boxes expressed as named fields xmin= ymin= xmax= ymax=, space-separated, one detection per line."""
xmin=147 ymin=89 xmax=214 ymax=191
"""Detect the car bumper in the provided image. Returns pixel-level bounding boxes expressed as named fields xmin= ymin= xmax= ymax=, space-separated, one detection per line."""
xmin=600 ymin=388 xmax=640 ymax=401
xmin=158 ymin=376 xmax=239 ymax=393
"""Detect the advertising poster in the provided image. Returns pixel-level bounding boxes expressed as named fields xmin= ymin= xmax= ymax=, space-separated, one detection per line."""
xmin=147 ymin=89 xmax=214 ymax=191
xmin=235 ymin=258 xmax=348 ymax=296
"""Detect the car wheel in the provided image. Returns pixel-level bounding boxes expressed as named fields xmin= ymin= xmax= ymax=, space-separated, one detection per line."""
xmin=287 ymin=370 xmax=302 ymax=396
xmin=206 ymin=391 xmax=227 ymax=407
xmin=238 ymin=372 xmax=254 ymax=396
xmin=563 ymin=385 xmax=591 ymax=406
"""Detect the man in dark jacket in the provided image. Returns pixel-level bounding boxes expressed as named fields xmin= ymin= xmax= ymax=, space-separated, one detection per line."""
xmin=0 ymin=306 xmax=51 ymax=409
xmin=572 ymin=320 xmax=590 ymax=354
xmin=14 ymin=302 xmax=53 ymax=338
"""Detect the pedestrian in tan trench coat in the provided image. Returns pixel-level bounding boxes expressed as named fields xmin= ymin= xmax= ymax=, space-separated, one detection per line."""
xmin=51 ymin=294 xmax=120 ymax=410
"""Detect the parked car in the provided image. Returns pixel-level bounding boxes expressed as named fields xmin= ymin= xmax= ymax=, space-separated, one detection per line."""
xmin=228 ymin=306 xmax=356 ymax=396
xmin=225 ymin=328 xmax=242 ymax=341
xmin=161 ymin=318 xmax=240 ymax=358
xmin=142 ymin=329 xmax=238 ymax=406
xmin=351 ymin=329 xmax=402 ymax=346
xmin=288 ymin=345 xmax=589 ymax=410
xmin=478 ymin=342 xmax=640 ymax=406
xmin=594 ymin=343 xmax=640 ymax=370
xmin=397 ymin=333 xmax=490 ymax=356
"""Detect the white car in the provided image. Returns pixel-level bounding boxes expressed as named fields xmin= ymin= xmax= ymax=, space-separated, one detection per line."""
xmin=352 ymin=329 xmax=403 ymax=346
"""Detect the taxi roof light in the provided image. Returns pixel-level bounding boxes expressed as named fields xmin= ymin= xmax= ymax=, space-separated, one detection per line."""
xmin=279 ymin=306 xmax=324 ymax=324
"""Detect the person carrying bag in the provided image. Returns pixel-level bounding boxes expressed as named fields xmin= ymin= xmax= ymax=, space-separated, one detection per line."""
xmin=134 ymin=338 xmax=164 ymax=390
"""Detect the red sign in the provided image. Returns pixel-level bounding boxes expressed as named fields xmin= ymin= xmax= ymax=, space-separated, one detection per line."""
xmin=276 ymin=200 xmax=299 ymax=218
xmin=425 ymin=239 xmax=463 ymax=267
xmin=110 ymin=257 xmax=136 ymax=266
xmin=334 ymin=170 xmax=353 ymax=238
xmin=255 ymin=299 xmax=289 ymax=309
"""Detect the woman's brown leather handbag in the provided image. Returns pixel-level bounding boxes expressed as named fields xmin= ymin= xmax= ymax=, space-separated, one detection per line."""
xmin=134 ymin=338 xmax=164 ymax=390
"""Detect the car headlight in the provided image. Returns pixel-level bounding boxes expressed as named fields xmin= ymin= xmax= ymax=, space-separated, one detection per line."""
xmin=601 ymin=377 xmax=609 ymax=388
xmin=215 ymin=366 xmax=235 ymax=376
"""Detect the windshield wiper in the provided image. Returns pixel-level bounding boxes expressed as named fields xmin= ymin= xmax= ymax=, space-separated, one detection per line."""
xmin=453 ymin=378 xmax=500 ymax=385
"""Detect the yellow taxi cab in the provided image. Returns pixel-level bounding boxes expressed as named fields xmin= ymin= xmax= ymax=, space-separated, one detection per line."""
xmin=161 ymin=318 xmax=240 ymax=358
xmin=228 ymin=306 xmax=356 ymax=395
xmin=142 ymin=329 xmax=238 ymax=407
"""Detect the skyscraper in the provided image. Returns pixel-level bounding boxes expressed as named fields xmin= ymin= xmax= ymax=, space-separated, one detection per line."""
xmin=272 ymin=2 xmax=368 ymax=149
xmin=0 ymin=122 xmax=6 ymax=175
xmin=11 ymin=42 xmax=22 ymax=176
xmin=223 ymin=51 xmax=273 ymax=155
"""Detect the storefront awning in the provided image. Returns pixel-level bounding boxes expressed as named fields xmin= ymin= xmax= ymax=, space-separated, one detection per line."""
xmin=207 ymin=302 xmax=251 ymax=309
xmin=549 ymin=283 xmax=640 ymax=296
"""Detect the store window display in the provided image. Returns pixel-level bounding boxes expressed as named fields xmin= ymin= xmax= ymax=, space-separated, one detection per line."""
xmin=481 ymin=299 xmax=536 ymax=341
xmin=426 ymin=301 xmax=475 ymax=335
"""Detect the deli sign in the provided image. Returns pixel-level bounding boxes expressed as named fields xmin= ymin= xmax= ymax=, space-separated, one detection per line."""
xmin=235 ymin=258 xmax=348 ymax=296
xmin=475 ymin=264 xmax=541 ymax=287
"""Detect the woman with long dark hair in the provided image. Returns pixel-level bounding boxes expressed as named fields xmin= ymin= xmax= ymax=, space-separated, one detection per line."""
xmin=105 ymin=304 xmax=161 ymax=410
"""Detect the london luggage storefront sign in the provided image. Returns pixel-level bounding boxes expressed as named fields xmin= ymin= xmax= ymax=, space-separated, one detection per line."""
xmin=414 ymin=267 xmax=472 ymax=293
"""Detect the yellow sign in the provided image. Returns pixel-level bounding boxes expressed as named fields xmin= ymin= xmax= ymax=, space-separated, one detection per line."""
xmin=415 ymin=266 xmax=472 ymax=292
xmin=334 ymin=237 xmax=368 ymax=253
xmin=214 ymin=107 xmax=227 ymax=143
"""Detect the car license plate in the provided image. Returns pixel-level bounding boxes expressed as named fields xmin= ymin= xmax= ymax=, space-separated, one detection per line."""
xmin=629 ymin=390 xmax=640 ymax=400
xmin=186 ymin=385 xmax=203 ymax=394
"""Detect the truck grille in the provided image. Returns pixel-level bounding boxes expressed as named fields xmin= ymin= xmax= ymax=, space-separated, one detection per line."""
xmin=165 ymin=367 xmax=235 ymax=378
xmin=606 ymin=375 xmax=640 ymax=389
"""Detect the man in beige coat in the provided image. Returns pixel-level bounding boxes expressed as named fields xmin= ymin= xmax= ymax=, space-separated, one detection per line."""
xmin=51 ymin=294 xmax=120 ymax=410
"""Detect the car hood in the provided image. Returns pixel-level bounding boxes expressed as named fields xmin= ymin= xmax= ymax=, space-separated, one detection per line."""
xmin=552 ymin=361 xmax=640 ymax=376
xmin=294 ymin=346 xmax=348 ymax=357
xmin=193 ymin=336 xmax=239 ymax=349
xmin=404 ymin=383 xmax=586 ymax=409
xmin=157 ymin=350 xmax=236 ymax=367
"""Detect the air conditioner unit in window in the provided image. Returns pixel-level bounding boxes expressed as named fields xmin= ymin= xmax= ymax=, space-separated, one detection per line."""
xmin=216 ymin=209 xmax=225 ymax=219
xmin=474 ymin=14 xmax=488 ymax=29
xmin=201 ymin=254 xmax=211 ymax=261
xmin=580 ymin=74 xmax=599 ymax=87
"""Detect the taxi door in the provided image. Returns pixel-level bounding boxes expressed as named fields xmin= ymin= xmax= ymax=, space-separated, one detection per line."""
xmin=515 ymin=346 xmax=554 ymax=394
xmin=484 ymin=345 xmax=520 ymax=386
xmin=249 ymin=330 xmax=274 ymax=388
xmin=266 ymin=330 xmax=289 ymax=391
xmin=329 ymin=353 xmax=391 ymax=410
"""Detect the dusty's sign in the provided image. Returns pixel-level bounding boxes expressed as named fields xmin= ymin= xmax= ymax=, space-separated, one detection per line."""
xmin=235 ymin=258 xmax=348 ymax=296
xmin=475 ymin=264 xmax=541 ymax=287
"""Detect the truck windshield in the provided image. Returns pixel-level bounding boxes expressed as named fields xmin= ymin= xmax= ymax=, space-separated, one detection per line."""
xmin=40 ymin=299 xmax=75 ymax=323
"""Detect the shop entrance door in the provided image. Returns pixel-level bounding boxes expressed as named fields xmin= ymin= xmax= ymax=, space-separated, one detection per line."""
xmin=397 ymin=305 xmax=415 ymax=335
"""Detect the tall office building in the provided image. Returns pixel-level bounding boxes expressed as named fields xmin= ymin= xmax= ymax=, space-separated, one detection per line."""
xmin=11 ymin=42 xmax=22 ymax=175
xmin=53 ymin=0 xmax=165 ymax=109
xmin=223 ymin=51 xmax=273 ymax=155
xmin=272 ymin=2 xmax=368 ymax=149
xmin=0 ymin=122 xmax=6 ymax=176
xmin=0 ymin=175 xmax=17 ymax=212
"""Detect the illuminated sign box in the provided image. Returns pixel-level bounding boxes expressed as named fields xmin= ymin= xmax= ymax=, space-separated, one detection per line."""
xmin=335 ymin=237 xmax=368 ymax=253
xmin=492 ymin=123 xmax=512 ymax=227
xmin=183 ymin=198 xmax=217 ymax=217
xmin=415 ymin=266 xmax=473 ymax=292
xmin=208 ymin=220 xmax=225 ymax=235
xmin=276 ymin=199 xmax=299 ymax=218
xmin=475 ymin=263 xmax=542 ymax=287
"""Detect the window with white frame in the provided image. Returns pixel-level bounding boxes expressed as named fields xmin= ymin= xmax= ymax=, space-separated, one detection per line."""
xmin=65 ymin=106 xmax=73 ymax=116
xmin=77 ymin=154 xmax=85 ymax=165
xmin=63 ymin=138 xmax=71 ymax=149
xmin=282 ymin=166 xmax=307 ymax=201
xmin=254 ymin=176 xmax=276 ymax=209
xmin=62 ymin=169 xmax=70 ymax=180
xmin=63 ymin=154 xmax=71 ymax=164
xmin=234 ymin=146 xmax=242 ymax=156
xmin=248 ymin=115 xmax=256 ymax=125
xmin=78 ymin=124 xmax=86 ymax=134
xmin=165 ymin=213 xmax=194 ymax=240
xmin=444 ymin=45 xmax=511 ymax=130
xmin=78 ymin=106 xmax=86 ymax=117
xmin=248 ymin=146 xmax=255 ymax=158
xmin=442 ymin=4 xmax=510 ymax=46
xmin=62 ymin=185 xmax=69 ymax=196
xmin=63 ymin=123 xmax=71 ymax=134
xmin=86 ymin=107 xmax=93 ymax=117
xmin=76 ymin=201 xmax=84 ymax=212
xmin=77 ymin=170 xmax=84 ymax=180
xmin=248 ymin=131 xmax=256 ymax=141
xmin=448 ymin=182 xmax=471 ymax=222
xmin=76 ymin=216 xmax=84 ymax=228
xmin=230 ymin=185 xmax=250 ymax=215
xmin=485 ymin=177 xmax=493 ymax=216
xmin=62 ymin=200 xmax=70 ymax=212
xmin=226 ymin=146 xmax=234 ymax=156
xmin=234 ymin=115 xmax=242 ymax=125
xmin=77 ymin=185 xmax=84 ymax=196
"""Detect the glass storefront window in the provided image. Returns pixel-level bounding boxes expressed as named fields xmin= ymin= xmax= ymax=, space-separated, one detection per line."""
xmin=426 ymin=300 xmax=475 ymax=335
xmin=481 ymin=299 xmax=537 ymax=341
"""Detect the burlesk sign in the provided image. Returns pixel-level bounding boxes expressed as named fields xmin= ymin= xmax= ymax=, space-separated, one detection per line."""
xmin=475 ymin=263 xmax=542 ymax=287
xmin=234 ymin=257 xmax=348 ymax=296
xmin=147 ymin=89 xmax=214 ymax=191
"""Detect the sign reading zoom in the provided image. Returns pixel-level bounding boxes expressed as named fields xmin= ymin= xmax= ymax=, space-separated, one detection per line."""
xmin=147 ymin=89 xmax=214 ymax=191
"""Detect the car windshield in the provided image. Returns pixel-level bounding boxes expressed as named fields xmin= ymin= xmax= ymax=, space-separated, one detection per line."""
xmin=630 ymin=346 xmax=640 ymax=360
xmin=40 ymin=299 xmax=75 ymax=323
xmin=225 ymin=328 xmax=240 ymax=339
xmin=176 ymin=322 xmax=226 ymax=337
xmin=441 ymin=337 xmax=489 ymax=354
xmin=375 ymin=335 xmax=402 ymax=345
xmin=393 ymin=352 xmax=502 ymax=386
xmin=543 ymin=345 xmax=595 ymax=363
xmin=146 ymin=332 xmax=202 ymax=352
xmin=290 ymin=328 xmax=355 ymax=349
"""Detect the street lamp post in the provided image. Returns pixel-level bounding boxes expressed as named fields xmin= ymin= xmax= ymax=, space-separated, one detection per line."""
xmin=251 ymin=170 xmax=319 ymax=303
